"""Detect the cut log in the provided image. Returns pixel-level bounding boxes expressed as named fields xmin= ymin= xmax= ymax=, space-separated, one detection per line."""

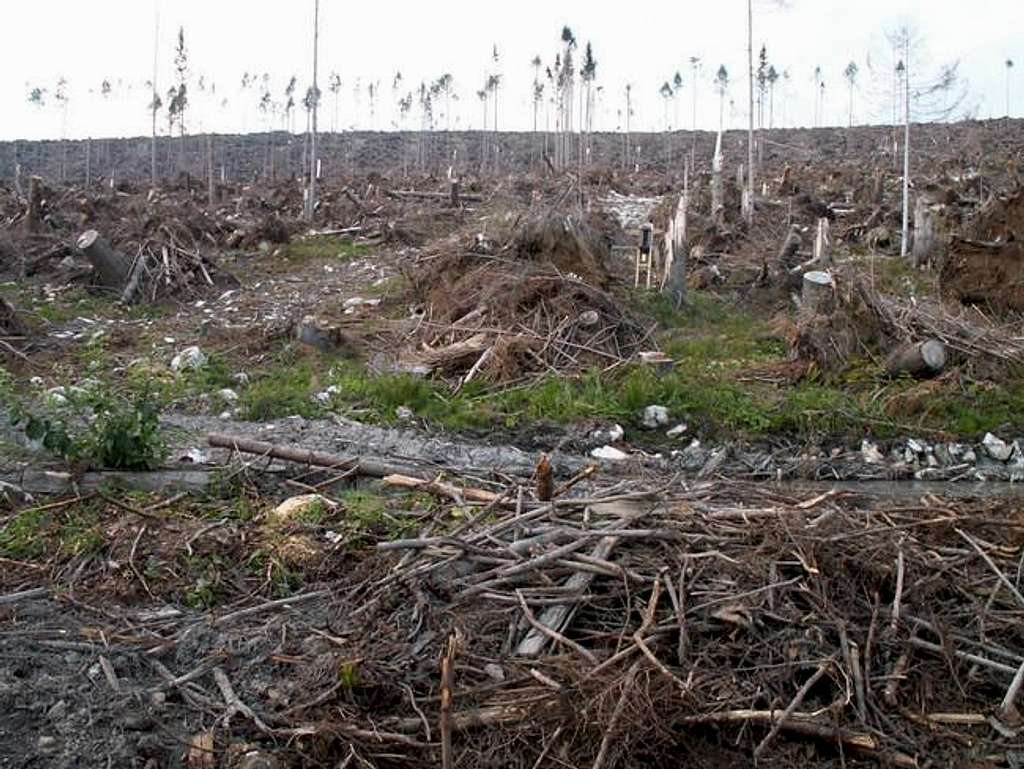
xmin=801 ymin=271 xmax=835 ymax=316
xmin=885 ymin=339 xmax=947 ymax=378
xmin=76 ymin=230 xmax=138 ymax=290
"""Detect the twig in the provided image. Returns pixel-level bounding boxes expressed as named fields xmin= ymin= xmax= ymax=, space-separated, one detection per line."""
xmin=754 ymin=655 xmax=837 ymax=759
xmin=956 ymin=528 xmax=1024 ymax=608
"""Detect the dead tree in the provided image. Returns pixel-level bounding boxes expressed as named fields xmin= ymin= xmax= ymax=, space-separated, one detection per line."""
xmin=711 ymin=131 xmax=724 ymax=227
xmin=885 ymin=339 xmax=947 ymax=377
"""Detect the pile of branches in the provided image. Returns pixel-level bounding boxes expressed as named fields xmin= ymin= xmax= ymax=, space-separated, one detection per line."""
xmin=402 ymin=213 xmax=653 ymax=384
xmin=792 ymin=270 xmax=1024 ymax=372
xmin=271 ymin=481 xmax=1024 ymax=767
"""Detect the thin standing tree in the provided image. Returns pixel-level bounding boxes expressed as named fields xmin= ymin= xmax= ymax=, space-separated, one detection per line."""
xmin=305 ymin=0 xmax=320 ymax=221
xmin=329 ymin=72 xmax=342 ymax=132
xmin=1007 ymin=59 xmax=1015 ymax=117
xmin=844 ymin=61 xmax=859 ymax=127
xmin=715 ymin=65 xmax=729 ymax=132
xmin=172 ymin=27 xmax=189 ymax=173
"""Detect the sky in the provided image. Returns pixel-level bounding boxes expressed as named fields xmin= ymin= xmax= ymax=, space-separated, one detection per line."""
xmin=3 ymin=0 xmax=1021 ymax=141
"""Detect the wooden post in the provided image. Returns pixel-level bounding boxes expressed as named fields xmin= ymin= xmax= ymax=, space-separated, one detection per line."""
xmin=85 ymin=138 xmax=92 ymax=187
xmin=449 ymin=180 xmax=461 ymax=208
xmin=885 ymin=339 xmax=947 ymax=378
xmin=801 ymin=270 xmax=835 ymax=315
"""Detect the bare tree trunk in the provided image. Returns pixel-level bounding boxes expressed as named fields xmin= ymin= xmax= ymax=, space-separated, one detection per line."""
xmin=745 ymin=0 xmax=755 ymax=225
xmin=305 ymin=0 xmax=320 ymax=222
xmin=25 ymin=176 xmax=43 ymax=235
xmin=206 ymin=134 xmax=215 ymax=206
xmin=85 ymin=138 xmax=92 ymax=187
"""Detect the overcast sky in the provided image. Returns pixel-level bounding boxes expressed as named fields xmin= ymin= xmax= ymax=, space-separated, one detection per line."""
xmin=4 ymin=0 xmax=1021 ymax=141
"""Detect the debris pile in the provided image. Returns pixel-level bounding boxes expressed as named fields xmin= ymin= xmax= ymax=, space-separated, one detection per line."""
xmin=943 ymin=190 xmax=1024 ymax=313
xmin=403 ymin=213 xmax=652 ymax=383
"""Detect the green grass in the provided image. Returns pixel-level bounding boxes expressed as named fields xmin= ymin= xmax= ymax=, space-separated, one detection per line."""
xmin=282 ymin=236 xmax=373 ymax=264
xmin=237 ymin=359 xmax=323 ymax=421
xmin=0 ymin=508 xmax=49 ymax=559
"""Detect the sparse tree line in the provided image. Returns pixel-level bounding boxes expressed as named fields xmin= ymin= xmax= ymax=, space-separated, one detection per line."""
xmin=15 ymin=16 xmax=1019 ymax=188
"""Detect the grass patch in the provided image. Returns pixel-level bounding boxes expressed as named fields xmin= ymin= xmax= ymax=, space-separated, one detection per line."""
xmin=237 ymin=359 xmax=323 ymax=421
xmin=282 ymin=236 xmax=373 ymax=264
xmin=0 ymin=508 xmax=49 ymax=559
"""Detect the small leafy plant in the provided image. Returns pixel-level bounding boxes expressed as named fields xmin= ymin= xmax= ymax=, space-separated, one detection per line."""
xmin=1 ymin=372 xmax=166 ymax=470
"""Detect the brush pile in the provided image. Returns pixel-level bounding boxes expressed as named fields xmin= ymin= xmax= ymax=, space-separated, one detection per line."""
xmin=39 ymin=480 xmax=1022 ymax=768
xmin=791 ymin=269 xmax=1024 ymax=373
xmin=402 ymin=212 xmax=653 ymax=383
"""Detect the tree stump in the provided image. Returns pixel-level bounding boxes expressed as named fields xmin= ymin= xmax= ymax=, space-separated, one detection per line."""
xmin=25 ymin=176 xmax=43 ymax=234
xmin=801 ymin=271 xmax=835 ymax=315
xmin=911 ymin=196 xmax=940 ymax=269
xmin=76 ymin=230 xmax=136 ymax=290
xmin=885 ymin=339 xmax=947 ymax=378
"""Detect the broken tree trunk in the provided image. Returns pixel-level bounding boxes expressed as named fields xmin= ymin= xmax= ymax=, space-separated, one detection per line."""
xmin=813 ymin=218 xmax=832 ymax=268
xmin=25 ymin=176 xmax=43 ymax=234
xmin=0 ymin=297 xmax=26 ymax=336
xmin=801 ymin=271 xmax=835 ymax=315
xmin=911 ymin=196 xmax=938 ymax=269
xmin=711 ymin=131 xmax=724 ymax=228
xmin=885 ymin=339 xmax=947 ymax=378
xmin=76 ymin=230 xmax=144 ymax=298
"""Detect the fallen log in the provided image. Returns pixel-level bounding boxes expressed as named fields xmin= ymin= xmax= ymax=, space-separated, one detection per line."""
xmin=382 ymin=473 xmax=501 ymax=504
xmin=386 ymin=189 xmax=483 ymax=203
xmin=207 ymin=433 xmax=420 ymax=479
xmin=885 ymin=339 xmax=947 ymax=378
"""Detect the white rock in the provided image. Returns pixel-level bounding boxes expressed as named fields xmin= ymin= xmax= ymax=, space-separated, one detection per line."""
xmin=343 ymin=297 xmax=366 ymax=309
xmin=642 ymin=405 xmax=670 ymax=429
xmin=270 ymin=494 xmax=336 ymax=524
xmin=45 ymin=387 xmax=68 ymax=407
xmin=983 ymin=433 xmax=1014 ymax=462
xmin=314 ymin=385 xmax=341 ymax=405
xmin=170 ymin=346 xmax=206 ymax=373
xmin=395 ymin=406 xmax=414 ymax=422
xmin=233 ymin=372 xmax=250 ymax=386
xmin=591 ymin=445 xmax=629 ymax=461
xmin=217 ymin=388 xmax=238 ymax=403
xmin=592 ymin=424 xmax=625 ymax=444
xmin=666 ymin=423 xmax=688 ymax=439
xmin=906 ymin=438 xmax=926 ymax=454
xmin=218 ymin=410 xmax=233 ymax=420
xmin=962 ymin=449 xmax=977 ymax=463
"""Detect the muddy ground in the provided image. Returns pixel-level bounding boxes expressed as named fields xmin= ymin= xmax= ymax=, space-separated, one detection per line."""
xmin=2 ymin=119 xmax=1024 ymax=768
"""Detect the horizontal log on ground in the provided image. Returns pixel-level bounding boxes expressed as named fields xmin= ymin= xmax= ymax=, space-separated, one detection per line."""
xmin=207 ymin=433 xmax=422 ymax=479
xmin=885 ymin=339 xmax=947 ymax=378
